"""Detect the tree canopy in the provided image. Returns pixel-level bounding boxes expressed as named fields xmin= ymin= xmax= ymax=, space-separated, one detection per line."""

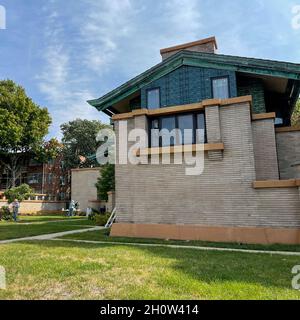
xmin=0 ymin=80 xmax=52 ymax=187
xmin=95 ymin=164 xmax=115 ymax=201
xmin=61 ymin=119 xmax=110 ymax=169
xmin=292 ymin=100 xmax=300 ymax=126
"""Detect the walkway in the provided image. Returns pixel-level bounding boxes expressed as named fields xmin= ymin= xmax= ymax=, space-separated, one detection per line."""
xmin=1 ymin=223 xmax=300 ymax=257
xmin=52 ymin=238 xmax=300 ymax=257
xmin=0 ymin=226 xmax=103 ymax=244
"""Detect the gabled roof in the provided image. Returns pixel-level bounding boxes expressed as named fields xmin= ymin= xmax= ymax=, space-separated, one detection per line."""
xmin=88 ymin=50 xmax=300 ymax=113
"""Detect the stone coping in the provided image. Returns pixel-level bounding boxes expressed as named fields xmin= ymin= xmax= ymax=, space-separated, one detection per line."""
xmin=136 ymin=143 xmax=224 ymax=156
xmin=112 ymin=96 xmax=252 ymax=121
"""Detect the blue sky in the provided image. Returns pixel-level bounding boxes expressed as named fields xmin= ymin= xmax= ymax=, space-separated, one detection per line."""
xmin=0 ymin=0 xmax=299 ymax=138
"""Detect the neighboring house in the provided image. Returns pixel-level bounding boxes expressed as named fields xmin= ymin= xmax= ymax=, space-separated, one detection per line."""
xmin=0 ymin=155 xmax=70 ymax=201
xmin=88 ymin=37 xmax=300 ymax=244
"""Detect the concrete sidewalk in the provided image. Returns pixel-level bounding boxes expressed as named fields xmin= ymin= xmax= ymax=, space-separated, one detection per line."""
xmin=0 ymin=226 xmax=103 ymax=244
xmin=52 ymin=238 xmax=300 ymax=257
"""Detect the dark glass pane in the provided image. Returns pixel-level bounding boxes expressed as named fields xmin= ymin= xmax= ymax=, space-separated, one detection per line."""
xmin=147 ymin=88 xmax=160 ymax=109
xmin=177 ymin=114 xmax=194 ymax=145
xmin=212 ymin=77 xmax=229 ymax=99
xmin=196 ymin=114 xmax=206 ymax=143
xmin=151 ymin=119 xmax=160 ymax=147
xmin=161 ymin=116 xmax=176 ymax=147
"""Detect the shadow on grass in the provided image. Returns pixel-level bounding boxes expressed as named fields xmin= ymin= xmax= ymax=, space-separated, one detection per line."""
xmin=17 ymin=238 xmax=300 ymax=292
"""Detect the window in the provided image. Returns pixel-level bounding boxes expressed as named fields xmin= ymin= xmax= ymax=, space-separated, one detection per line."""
xmin=160 ymin=116 xmax=176 ymax=147
xmin=147 ymin=88 xmax=160 ymax=109
xmin=212 ymin=77 xmax=229 ymax=99
xmin=150 ymin=113 xmax=206 ymax=147
xmin=196 ymin=113 xmax=206 ymax=143
xmin=177 ymin=114 xmax=194 ymax=145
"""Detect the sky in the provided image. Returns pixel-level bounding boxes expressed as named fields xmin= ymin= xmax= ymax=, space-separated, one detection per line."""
xmin=0 ymin=0 xmax=300 ymax=139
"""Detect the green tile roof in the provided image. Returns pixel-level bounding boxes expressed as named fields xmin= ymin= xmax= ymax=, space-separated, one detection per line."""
xmin=88 ymin=50 xmax=300 ymax=112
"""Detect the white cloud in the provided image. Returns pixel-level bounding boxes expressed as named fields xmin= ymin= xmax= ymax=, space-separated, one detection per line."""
xmin=37 ymin=0 xmax=205 ymax=139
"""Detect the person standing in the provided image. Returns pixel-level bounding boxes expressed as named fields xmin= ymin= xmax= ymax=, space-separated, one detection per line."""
xmin=68 ymin=200 xmax=75 ymax=217
xmin=12 ymin=199 xmax=20 ymax=222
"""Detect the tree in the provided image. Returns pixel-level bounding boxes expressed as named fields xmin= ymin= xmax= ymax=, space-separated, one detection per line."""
xmin=0 ymin=80 xmax=52 ymax=187
xmin=4 ymin=184 xmax=34 ymax=204
xmin=292 ymin=100 xmax=300 ymax=126
xmin=61 ymin=119 xmax=110 ymax=169
xmin=35 ymin=138 xmax=62 ymax=163
xmin=95 ymin=164 xmax=115 ymax=201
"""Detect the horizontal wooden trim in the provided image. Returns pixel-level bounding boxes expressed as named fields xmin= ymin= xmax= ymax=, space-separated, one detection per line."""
xmin=71 ymin=168 xmax=100 ymax=172
xmin=253 ymin=179 xmax=300 ymax=189
xmin=111 ymin=223 xmax=300 ymax=245
xmin=160 ymin=36 xmax=218 ymax=54
xmin=112 ymin=96 xmax=253 ymax=121
xmin=136 ymin=143 xmax=224 ymax=156
xmin=275 ymin=126 xmax=300 ymax=133
xmin=252 ymin=112 xmax=276 ymax=121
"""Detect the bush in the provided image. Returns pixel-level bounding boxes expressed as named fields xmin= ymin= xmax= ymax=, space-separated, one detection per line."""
xmin=95 ymin=164 xmax=115 ymax=201
xmin=4 ymin=184 xmax=34 ymax=204
xmin=95 ymin=213 xmax=111 ymax=226
xmin=0 ymin=206 xmax=11 ymax=221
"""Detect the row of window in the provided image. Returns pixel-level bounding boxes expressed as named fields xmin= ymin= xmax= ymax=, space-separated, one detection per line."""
xmin=150 ymin=113 xmax=206 ymax=147
xmin=147 ymin=77 xmax=230 ymax=109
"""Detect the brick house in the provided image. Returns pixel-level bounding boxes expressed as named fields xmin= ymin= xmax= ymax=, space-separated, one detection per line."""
xmin=88 ymin=37 xmax=300 ymax=244
xmin=0 ymin=155 xmax=70 ymax=201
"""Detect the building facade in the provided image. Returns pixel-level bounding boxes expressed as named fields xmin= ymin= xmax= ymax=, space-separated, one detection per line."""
xmin=89 ymin=37 xmax=300 ymax=244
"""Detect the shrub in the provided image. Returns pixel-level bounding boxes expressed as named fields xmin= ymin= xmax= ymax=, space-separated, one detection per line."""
xmin=0 ymin=206 xmax=11 ymax=221
xmin=4 ymin=184 xmax=34 ymax=204
xmin=95 ymin=213 xmax=111 ymax=226
xmin=95 ymin=164 xmax=115 ymax=201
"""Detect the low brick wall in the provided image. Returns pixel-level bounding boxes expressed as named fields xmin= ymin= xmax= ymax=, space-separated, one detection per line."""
xmin=276 ymin=130 xmax=300 ymax=179
xmin=0 ymin=200 xmax=67 ymax=214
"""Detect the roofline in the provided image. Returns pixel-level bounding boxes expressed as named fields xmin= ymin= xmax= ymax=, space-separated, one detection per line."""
xmin=160 ymin=36 xmax=218 ymax=54
xmin=88 ymin=50 xmax=300 ymax=112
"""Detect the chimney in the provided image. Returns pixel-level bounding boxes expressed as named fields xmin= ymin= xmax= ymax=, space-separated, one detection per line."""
xmin=160 ymin=36 xmax=217 ymax=61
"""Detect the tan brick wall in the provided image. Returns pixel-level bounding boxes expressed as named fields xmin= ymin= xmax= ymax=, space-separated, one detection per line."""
xmin=71 ymin=168 xmax=101 ymax=212
xmin=114 ymin=102 xmax=300 ymax=231
xmin=276 ymin=131 xmax=300 ymax=179
xmin=0 ymin=200 xmax=66 ymax=214
xmin=252 ymin=119 xmax=279 ymax=180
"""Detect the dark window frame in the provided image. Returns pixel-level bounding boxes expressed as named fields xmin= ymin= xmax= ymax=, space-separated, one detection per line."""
xmin=146 ymin=87 xmax=161 ymax=110
xmin=149 ymin=112 xmax=207 ymax=148
xmin=211 ymin=76 xmax=230 ymax=99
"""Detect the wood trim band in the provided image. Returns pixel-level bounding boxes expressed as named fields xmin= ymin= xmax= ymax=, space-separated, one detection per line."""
xmin=275 ymin=126 xmax=300 ymax=133
xmin=252 ymin=112 xmax=276 ymax=121
xmin=136 ymin=143 xmax=224 ymax=156
xmin=111 ymin=223 xmax=300 ymax=245
xmin=112 ymin=96 xmax=253 ymax=121
xmin=253 ymin=179 xmax=300 ymax=189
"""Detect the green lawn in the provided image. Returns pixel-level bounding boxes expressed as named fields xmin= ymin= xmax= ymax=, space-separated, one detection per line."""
xmin=0 ymin=220 xmax=299 ymax=300
xmin=61 ymin=229 xmax=300 ymax=253
xmin=0 ymin=216 xmax=95 ymax=241
xmin=0 ymin=240 xmax=299 ymax=300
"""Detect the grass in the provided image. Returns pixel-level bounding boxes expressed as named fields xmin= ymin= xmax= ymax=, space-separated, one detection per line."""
xmin=0 ymin=219 xmax=299 ymax=299
xmin=0 ymin=216 xmax=95 ymax=241
xmin=61 ymin=229 xmax=300 ymax=253
xmin=0 ymin=240 xmax=300 ymax=300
